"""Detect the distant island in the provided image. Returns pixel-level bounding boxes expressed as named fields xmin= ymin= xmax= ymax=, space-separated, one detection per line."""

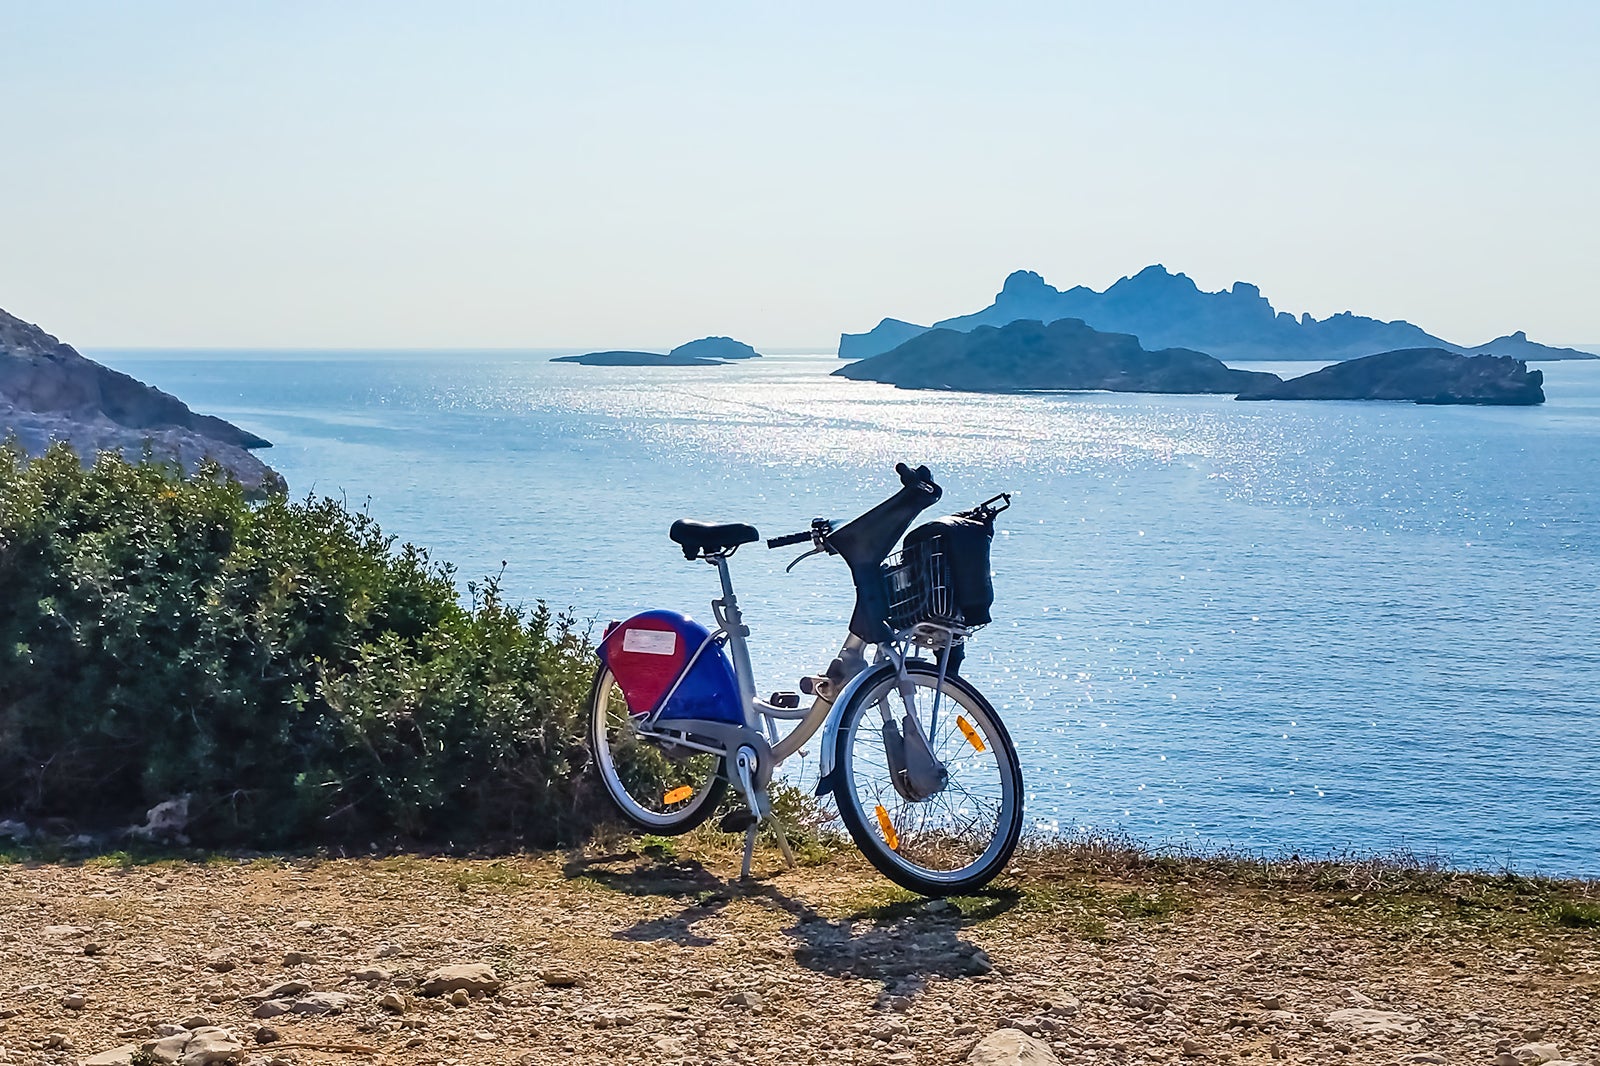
xmin=0 ymin=306 xmax=283 ymax=495
xmin=839 ymin=267 xmax=1599 ymax=363
xmin=553 ymin=335 xmax=762 ymax=366
xmin=832 ymin=317 xmax=1281 ymax=395
xmin=1236 ymin=348 xmax=1545 ymax=405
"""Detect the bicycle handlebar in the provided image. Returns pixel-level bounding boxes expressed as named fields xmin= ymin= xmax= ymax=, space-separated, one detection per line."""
xmin=766 ymin=530 xmax=812 ymax=549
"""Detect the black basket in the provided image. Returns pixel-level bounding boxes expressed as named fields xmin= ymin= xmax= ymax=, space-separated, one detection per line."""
xmin=881 ymin=537 xmax=963 ymax=631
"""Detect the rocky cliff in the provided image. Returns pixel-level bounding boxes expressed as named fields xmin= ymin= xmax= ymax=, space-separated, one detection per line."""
xmin=838 ymin=317 xmax=929 ymax=359
xmin=839 ymin=267 xmax=1598 ymax=363
xmin=0 ymin=307 xmax=283 ymax=495
xmin=1234 ymin=348 xmax=1545 ymax=405
xmin=832 ymin=318 xmax=1281 ymax=395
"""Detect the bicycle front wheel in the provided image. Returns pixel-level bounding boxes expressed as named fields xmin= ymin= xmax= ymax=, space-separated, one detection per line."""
xmin=589 ymin=666 xmax=727 ymax=834
xmin=834 ymin=660 xmax=1023 ymax=895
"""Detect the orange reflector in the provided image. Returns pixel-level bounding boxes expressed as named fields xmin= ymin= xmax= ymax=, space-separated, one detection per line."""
xmin=663 ymin=785 xmax=694 ymax=805
xmin=957 ymin=715 xmax=986 ymax=753
xmin=874 ymin=805 xmax=899 ymax=851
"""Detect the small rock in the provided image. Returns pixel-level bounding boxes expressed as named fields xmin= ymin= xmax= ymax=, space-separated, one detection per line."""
xmin=1326 ymin=1008 xmax=1422 ymax=1037
xmin=473 ymin=1031 xmax=497 ymax=1042
xmin=291 ymin=991 xmax=358 ymax=1015
xmin=966 ymin=1028 xmax=1062 ymax=1065
xmin=727 ymin=990 xmax=763 ymax=1010
xmin=0 ymin=819 xmax=29 ymax=840
xmin=61 ymin=993 xmax=86 ymax=1010
xmin=1512 ymin=1045 xmax=1563 ymax=1065
xmin=450 ymin=989 xmax=471 ymax=1007
xmin=139 ymin=1026 xmax=244 ymax=1066
xmin=43 ymin=925 xmax=86 ymax=938
xmin=204 ymin=949 xmax=236 ymax=973
xmin=251 ymin=1000 xmax=291 ymax=1020
xmin=291 ymin=920 xmax=314 ymax=931
xmin=155 ymin=1024 xmax=190 ymax=1037
xmin=1407 ymin=1055 xmax=1447 ymax=1065
xmin=81 ymin=1045 xmax=141 ymax=1066
xmin=83 ymin=941 xmax=103 ymax=956
xmin=350 ymin=967 xmax=392 ymax=984
xmin=540 ymin=969 xmax=583 ymax=988
xmin=375 ymin=943 xmax=401 ymax=958
xmin=962 ymin=949 xmax=995 ymax=975
xmin=1496 ymin=1055 xmax=1522 ymax=1066
xmin=1333 ymin=1041 xmax=1353 ymax=1054
xmin=254 ymin=1027 xmax=280 ymax=1044
xmin=178 ymin=1017 xmax=213 ymax=1031
xmin=245 ymin=981 xmax=310 ymax=1002
xmin=282 ymin=951 xmax=315 ymax=967
xmin=420 ymin=963 xmax=501 ymax=997
xmin=379 ymin=992 xmax=407 ymax=1014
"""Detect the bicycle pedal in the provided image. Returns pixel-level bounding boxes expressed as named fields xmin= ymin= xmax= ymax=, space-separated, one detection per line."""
xmin=719 ymin=808 xmax=759 ymax=834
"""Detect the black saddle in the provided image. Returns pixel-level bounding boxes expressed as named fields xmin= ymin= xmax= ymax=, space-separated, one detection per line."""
xmin=670 ymin=519 xmax=759 ymax=559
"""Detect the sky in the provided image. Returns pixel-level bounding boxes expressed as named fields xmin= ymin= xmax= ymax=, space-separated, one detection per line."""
xmin=2 ymin=2 xmax=1597 ymax=349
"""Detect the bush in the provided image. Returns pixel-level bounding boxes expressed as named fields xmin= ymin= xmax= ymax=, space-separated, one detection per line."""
xmin=0 ymin=444 xmax=617 ymax=847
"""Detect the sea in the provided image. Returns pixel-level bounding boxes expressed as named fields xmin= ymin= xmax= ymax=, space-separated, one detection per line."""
xmin=88 ymin=348 xmax=1600 ymax=878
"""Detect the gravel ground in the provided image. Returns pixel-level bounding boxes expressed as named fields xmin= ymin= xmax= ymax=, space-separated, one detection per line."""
xmin=1 ymin=842 xmax=1596 ymax=1066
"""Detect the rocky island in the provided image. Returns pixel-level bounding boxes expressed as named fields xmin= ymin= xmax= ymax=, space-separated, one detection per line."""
xmin=833 ymin=317 xmax=1281 ymax=395
xmin=839 ymin=267 xmax=1598 ymax=364
xmin=0 ymin=307 xmax=283 ymax=495
xmin=554 ymin=335 xmax=762 ymax=366
xmin=1235 ymin=348 xmax=1546 ymax=405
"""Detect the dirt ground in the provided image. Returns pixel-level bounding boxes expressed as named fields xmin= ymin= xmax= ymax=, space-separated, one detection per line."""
xmin=2 ymin=840 xmax=1596 ymax=1066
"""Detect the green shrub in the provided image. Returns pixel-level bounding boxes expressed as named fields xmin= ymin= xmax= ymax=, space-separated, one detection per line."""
xmin=0 ymin=443 xmax=618 ymax=847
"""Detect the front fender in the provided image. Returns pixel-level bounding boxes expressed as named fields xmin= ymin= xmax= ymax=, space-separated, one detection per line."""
xmin=815 ymin=659 xmax=899 ymax=793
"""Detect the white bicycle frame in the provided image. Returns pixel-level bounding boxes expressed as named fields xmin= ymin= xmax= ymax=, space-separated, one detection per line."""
xmin=679 ymin=548 xmax=967 ymax=876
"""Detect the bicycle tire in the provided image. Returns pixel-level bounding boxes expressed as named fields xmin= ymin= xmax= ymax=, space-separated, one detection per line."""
xmin=588 ymin=665 xmax=727 ymax=834
xmin=833 ymin=660 xmax=1023 ymax=895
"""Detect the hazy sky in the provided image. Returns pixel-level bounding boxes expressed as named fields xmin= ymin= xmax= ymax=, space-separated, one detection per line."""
xmin=3 ymin=2 xmax=1597 ymax=349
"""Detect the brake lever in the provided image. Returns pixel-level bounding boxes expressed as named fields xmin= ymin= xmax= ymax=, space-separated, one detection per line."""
xmin=785 ymin=546 xmax=825 ymax=572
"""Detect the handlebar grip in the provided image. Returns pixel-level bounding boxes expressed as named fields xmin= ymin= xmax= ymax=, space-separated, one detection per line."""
xmin=766 ymin=531 xmax=812 ymax=549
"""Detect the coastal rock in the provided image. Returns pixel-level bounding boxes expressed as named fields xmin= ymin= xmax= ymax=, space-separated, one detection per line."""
xmin=1 ymin=306 xmax=284 ymax=496
xmin=838 ymin=317 xmax=930 ymax=359
xmin=838 ymin=266 xmax=1597 ymax=362
xmin=551 ymin=349 xmax=725 ymax=367
xmin=668 ymin=336 xmax=762 ymax=360
xmin=1234 ymin=348 xmax=1544 ymax=405
xmin=420 ymin=963 xmax=501 ymax=996
xmin=555 ymin=335 xmax=762 ymax=366
xmin=966 ymin=1027 xmax=1063 ymax=1065
xmin=833 ymin=317 xmax=1280 ymax=395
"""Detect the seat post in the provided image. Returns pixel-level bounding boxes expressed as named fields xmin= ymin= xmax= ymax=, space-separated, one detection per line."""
xmin=709 ymin=554 xmax=758 ymax=726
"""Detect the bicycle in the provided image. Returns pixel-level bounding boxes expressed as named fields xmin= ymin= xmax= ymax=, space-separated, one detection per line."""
xmin=588 ymin=462 xmax=1023 ymax=895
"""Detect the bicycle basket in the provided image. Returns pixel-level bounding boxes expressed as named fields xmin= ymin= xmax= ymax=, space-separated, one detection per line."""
xmin=881 ymin=537 xmax=962 ymax=631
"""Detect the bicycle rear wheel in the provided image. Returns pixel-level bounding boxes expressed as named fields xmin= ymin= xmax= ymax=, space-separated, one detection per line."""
xmin=589 ymin=666 xmax=727 ymax=833
xmin=833 ymin=659 xmax=1023 ymax=895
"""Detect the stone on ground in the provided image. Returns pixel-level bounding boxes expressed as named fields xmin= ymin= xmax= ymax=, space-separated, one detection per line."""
xmin=966 ymin=1028 xmax=1062 ymax=1065
xmin=420 ymin=962 xmax=501 ymax=996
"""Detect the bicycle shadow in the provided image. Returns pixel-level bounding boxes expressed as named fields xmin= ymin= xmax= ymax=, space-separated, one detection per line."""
xmin=563 ymin=847 xmax=1019 ymax=998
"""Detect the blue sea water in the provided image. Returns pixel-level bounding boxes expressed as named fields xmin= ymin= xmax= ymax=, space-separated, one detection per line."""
xmin=89 ymin=349 xmax=1600 ymax=877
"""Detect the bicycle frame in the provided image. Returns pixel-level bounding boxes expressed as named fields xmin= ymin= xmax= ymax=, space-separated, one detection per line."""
xmin=686 ymin=551 xmax=967 ymax=803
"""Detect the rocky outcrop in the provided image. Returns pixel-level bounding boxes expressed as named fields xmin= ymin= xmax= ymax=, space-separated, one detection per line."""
xmin=832 ymin=318 xmax=1281 ymax=395
xmin=551 ymin=350 xmax=724 ymax=366
xmin=838 ymin=317 xmax=929 ymax=359
xmin=668 ymin=336 xmax=762 ymax=360
xmin=554 ymin=335 xmax=762 ymax=366
xmin=1465 ymin=330 xmax=1595 ymax=361
xmin=1235 ymin=348 xmax=1545 ymax=405
xmin=1 ymin=307 xmax=283 ymax=495
xmin=838 ymin=266 xmax=1598 ymax=362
